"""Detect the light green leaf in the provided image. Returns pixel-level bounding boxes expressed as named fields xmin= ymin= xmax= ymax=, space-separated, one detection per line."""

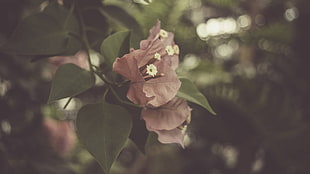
xmin=76 ymin=102 xmax=133 ymax=174
xmin=1 ymin=2 xmax=81 ymax=56
xmin=100 ymin=31 xmax=130 ymax=68
xmin=177 ymin=78 xmax=216 ymax=115
xmin=48 ymin=64 xmax=95 ymax=103
xmin=99 ymin=5 xmax=144 ymax=49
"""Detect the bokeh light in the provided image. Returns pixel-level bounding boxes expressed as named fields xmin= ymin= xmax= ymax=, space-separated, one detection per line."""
xmin=284 ymin=7 xmax=299 ymax=21
xmin=196 ymin=17 xmax=239 ymax=40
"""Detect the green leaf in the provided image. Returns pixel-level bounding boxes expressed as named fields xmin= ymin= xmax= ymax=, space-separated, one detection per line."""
xmin=129 ymin=117 xmax=149 ymax=153
xmin=100 ymin=31 xmax=130 ymax=68
xmin=144 ymin=132 xmax=159 ymax=151
xmin=99 ymin=5 xmax=144 ymax=49
xmin=48 ymin=64 xmax=95 ymax=103
xmin=130 ymin=30 xmax=143 ymax=50
xmin=1 ymin=2 xmax=81 ymax=56
xmin=76 ymin=102 xmax=132 ymax=174
xmin=177 ymin=78 xmax=216 ymax=115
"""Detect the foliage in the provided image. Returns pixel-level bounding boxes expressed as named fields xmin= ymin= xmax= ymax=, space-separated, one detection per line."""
xmin=76 ymin=102 xmax=132 ymax=174
xmin=48 ymin=63 xmax=95 ymax=103
xmin=1 ymin=2 xmax=81 ymax=56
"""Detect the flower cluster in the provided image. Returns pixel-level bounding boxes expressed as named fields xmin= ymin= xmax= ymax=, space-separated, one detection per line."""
xmin=142 ymin=97 xmax=191 ymax=147
xmin=43 ymin=118 xmax=76 ymax=157
xmin=48 ymin=50 xmax=89 ymax=76
xmin=113 ymin=20 xmax=191 ymax=147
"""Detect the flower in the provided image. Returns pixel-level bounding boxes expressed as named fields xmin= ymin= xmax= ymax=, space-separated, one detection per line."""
xmin=48 ymin=50 xmax=89 ymax=70
xmin=141 ymin=97 xmax=192 ymax=147
xmin=113 ymin=21 xmax=192 ymax=147
xmin=48 ymin=50 xmax=89 ymax=78
xmin=113 ymin=20 xmax=181 ymax=107
xmin=43 ymin=118 xmax=76 ymax=157
xmin=140 ymin=20 xmax=179 ymax=70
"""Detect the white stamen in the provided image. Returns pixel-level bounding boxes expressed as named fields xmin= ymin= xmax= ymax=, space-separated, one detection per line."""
xmin=146 ymin=64 xmax=158 ymax=77
xmin=154 ymin=52 xmax=161 ymax=60
xmin=159 ymin=29 xmax=168 ymax=38
xmin=166 ymin=45 xmax=174 ymax=55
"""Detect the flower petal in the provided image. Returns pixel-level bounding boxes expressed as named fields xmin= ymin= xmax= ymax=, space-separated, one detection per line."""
xmin=113 ymin=52 xmax=155 ymax=105
xmin=43 ymin=119 xmax=76 ymax=156
xmin=135 ymin=40 xmax=164 ymax=68
xmin=136 ymin=41 xmax=178 ymax=70
xmin=113 ymin=20 xmax=181 ymax=107
xmin=142 ymin=97 xmax=191 ymax=130
xmin=113 ymin=51 xmax=142 ymax=82
xmin=139 ymin=21 xmax=179 ymax=70
xmin=148 ymin=20 xmax=161 ymax=41
xmin=143 ymin=63 xmax=181 ymax=107
xmin=49 ymin=51 xmax=88 ymax=68
xmin=148 ymin=127 xmax=186 ymax=148
xmin=128 ymin=81 xmax=154 ymax=106
xmin=140 ymin=20 xmax=161 ymax=49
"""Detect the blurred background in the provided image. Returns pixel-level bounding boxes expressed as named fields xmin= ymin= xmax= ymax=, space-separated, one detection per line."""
xmin=1 ymin=0 xmax=310 ymax=174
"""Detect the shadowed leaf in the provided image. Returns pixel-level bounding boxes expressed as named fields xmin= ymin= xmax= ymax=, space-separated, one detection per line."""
xmin=99 ymin=5 xmax=143 ymax=49
xmin=1 ymin=2 xmax=81 ymax=56
xmin=76 ymin=102 xmax=132 ymax=174
xmin=177 ymin=78 xmax=216 ymax=115
xmin=100 ymin=30 xmax=130 ymax=69
xmin=48 ymin=64 xmax=95 ymax=103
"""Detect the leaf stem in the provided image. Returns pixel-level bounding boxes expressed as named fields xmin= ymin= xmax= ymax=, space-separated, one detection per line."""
xmin=75 ymin=1 xmax=94 ymax=73
xmin=63 ymin=2 xmax=75 ymax=29
xmin=93 ymin=69 xmax=113 ymax=85
xmin=108 ymin=86 xmax=142 ymax=108
xmin=103 ymin=88 xmax=109 ymax=99
xmin=63 ymin=97 xmax=73 ymax=109
xmin=74 ymin=2 xmax=140 ymax=109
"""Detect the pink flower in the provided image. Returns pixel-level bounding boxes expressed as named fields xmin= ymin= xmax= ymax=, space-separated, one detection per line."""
xmin=140 ymin=20 xmax=179 ymax=70
xmin=141 ymin=97 xmax=192 ymax=147
xmin=113 ymin=21 xmax=181 ymax=107
xmin=46 ymin=50 xmax=89 ymax=80
xmin=48 ymin=50 xmax=89 ymax=71
xmin=43 ymin=118 xmax=76 ymax=157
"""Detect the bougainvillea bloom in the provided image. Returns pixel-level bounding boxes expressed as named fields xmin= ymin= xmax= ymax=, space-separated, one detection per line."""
xmin=48 ymin=50 xmax=89 ymax=76
xmin=141 ymin=97 xmax=192 ymax=147
xmin=113 ymin=20 xmax=181 ymax=107
xmin=43 ymin=118 xmax=76 ymax=157
xmin=140 ymin=20 xmax=179 ymax=71
xmin=49 ymin=50 xmax=89 ymax=69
